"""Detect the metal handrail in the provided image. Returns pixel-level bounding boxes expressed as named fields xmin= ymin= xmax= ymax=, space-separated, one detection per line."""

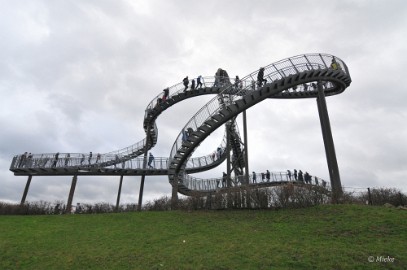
xmin=10 ymin=75 xmax=235 ymax=171
xmin=98 ymin=76 xmax=237 ymax=162
xmin=181 ymin=171 xmax=330 ymax=192
xmin=10 ymin=53 xmax=349 ymax=193
xmin=169 ymin=53 xmax=349 ymax=189
xmin=11 ymin=151 xmax=230 ymax=171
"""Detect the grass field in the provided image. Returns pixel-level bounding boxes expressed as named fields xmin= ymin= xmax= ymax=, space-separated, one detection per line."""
xmin=0 ymin=204 xmax=406 ymax=269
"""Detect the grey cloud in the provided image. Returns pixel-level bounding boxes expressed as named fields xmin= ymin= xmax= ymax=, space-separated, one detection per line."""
xmin=1 ymin=0 xmax=407 ymax=206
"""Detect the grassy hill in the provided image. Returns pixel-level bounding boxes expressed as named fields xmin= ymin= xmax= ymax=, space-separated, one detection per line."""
xmin=0 ymin=204 xmax=406 ymax=269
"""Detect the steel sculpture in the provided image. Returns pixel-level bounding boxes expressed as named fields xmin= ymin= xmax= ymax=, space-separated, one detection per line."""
xmin=10 ymin=53 xmax=351 ymax=209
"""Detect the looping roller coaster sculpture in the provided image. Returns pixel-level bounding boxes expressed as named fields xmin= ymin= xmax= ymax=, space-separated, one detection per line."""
xmin=10 ymin=53 xmax=352 ymax=211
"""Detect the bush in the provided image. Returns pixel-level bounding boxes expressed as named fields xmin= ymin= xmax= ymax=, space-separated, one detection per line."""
xmin=366 ymin=188 xmax=406 ymax=206
xmin=269 ymin=184 xmax=330 ymax=209
xmin=0 ymin=201 xmax=65 ymax=215
xmin=2 ymin=186 xmax=404 ymax=214
xmin=143 ymin=196 xmax=171 ymax=211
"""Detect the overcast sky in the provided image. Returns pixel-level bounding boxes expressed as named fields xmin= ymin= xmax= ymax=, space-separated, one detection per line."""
xmin=1 ymin=0 xmax=406 ymax=206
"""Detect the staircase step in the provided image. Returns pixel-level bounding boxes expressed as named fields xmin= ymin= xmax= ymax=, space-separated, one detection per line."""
xmin=204 ymin=119 xmax=217 ymax=127
xmin=198 ymin=125 xmax=211 ymax=133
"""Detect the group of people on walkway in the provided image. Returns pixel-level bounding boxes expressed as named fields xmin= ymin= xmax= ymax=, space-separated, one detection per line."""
xmin=210 ymin=147 xmax=224 ymax=161
xmin=17 ymin=152 xmax=32 ymax=168
xmin=16 ymin=150 xmax=160 ymax=171
xmin=181 ymin=68 xmax=242 ymax=92
xmin=182 ymin=127 xmax=194 ymax=143
xmin=156 ymin=66 xmax=273 ymax=111
xmin=16 ymin=151 xmax=109 ymax=169
xmin=183 ymin=75 xmax=203 ymax=92
xmin=251 ymin=170 xmax=271 ymax=183
xmin=287 ymin=169 xmax=326 ymax=187
xmin=247 ymin=169 xmax=327 ymax=187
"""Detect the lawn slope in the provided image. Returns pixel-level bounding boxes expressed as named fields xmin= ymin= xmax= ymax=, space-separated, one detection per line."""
xmin=0 ymin=204 xmax=406 ymax=269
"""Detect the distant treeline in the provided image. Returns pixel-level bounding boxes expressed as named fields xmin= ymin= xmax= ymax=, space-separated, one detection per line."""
xmin=1 ymin=186 xmax=405 ymax=215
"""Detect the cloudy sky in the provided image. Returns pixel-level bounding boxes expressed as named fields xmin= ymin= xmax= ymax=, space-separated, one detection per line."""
xmin=1 ymin=0 xmax=406 ymax=206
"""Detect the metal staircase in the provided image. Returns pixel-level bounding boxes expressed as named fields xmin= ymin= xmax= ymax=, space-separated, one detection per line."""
xmin=10 ymin=53 xmax=351 ymax=200
xmin=10 ymin=77 xmax=233 ymax=175
xmin=168 ymin=54 xmax=351 ymax=196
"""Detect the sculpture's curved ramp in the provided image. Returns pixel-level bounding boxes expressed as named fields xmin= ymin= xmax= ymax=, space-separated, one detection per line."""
xmin=10 ymin=76 xmax=243 ymax=175
xmin=10 ymin=53 xmax=349 ymax=198
xmin=168 ymin=53 xmax=351 ymax=195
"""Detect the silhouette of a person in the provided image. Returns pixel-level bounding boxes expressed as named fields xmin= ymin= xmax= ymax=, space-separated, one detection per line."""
xmin=191 ymin=79 xmax=195 ymax=90
xmin=183 ymin=76 xmax=189 ymax=91
xmin=197 ymin=76 xmax=203 ymax=88
xmin=148 ymin=153 xmax=154 ymax=168
xmin=257 ymin=67 xmax=267 ymax=87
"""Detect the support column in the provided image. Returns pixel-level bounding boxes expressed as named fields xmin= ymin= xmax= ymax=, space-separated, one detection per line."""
xmin=116 ymin=175 xmax=124 ymax=212
xmin=226 ymin=123 xmax=233 ymax=208
xmin=242 ymin=110 xmax=249 ymax=185
xmin=20 ymin=175 xmax=32 ymax=205
xmin=138 ymin=125 xmax=151 ymax=211
xmin=226 ymin=123 xmax=231 ymax=187
xmin=66 ymin=175 xmax=78 ymax=214
xmin=170 ymin=127 xmax=179 ymax=210
xmin=138 ymin=175 xmax=146 ymax=211
xmin=242 ymin=110 xmax=251 ymax=208
xmin=316 ymin=81 xmax=342 ymax=203
xmin=171 ymin=176 xmax=178 ymax=210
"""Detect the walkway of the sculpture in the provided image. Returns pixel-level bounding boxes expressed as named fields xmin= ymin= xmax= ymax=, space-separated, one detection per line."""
xmin=10 ymin=53 xmax=351 ymax=196
xmin=12 ymin=154 xmax=329 ymax=192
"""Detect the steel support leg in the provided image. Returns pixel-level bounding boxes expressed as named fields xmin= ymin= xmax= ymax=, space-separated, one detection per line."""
xmin=138 ymin=175 xmax=146 ymax=211
xmin=226 ymin=123 xmax=233 ymax=208
xmin=226 ymin=123 xmax=231 ymax=187
xmin=171 ymin=178 xmax=179 ymax=210
xmin=243 ymin=110 xmax=249 ymax=185
xmin=66 ymin=175 xmax=78 ymax=214
xmin=138 ymin=125 xmax=152 ymax=211
xmin=20 ymin=175 xmax=32 ymax=205
xmin=242 ymin=110 xmax=252 ymax=208
xmin=116 ymin=175 xmax=124 ymax=212
xmin=316 ymin=81 xmax=342 ymax=203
